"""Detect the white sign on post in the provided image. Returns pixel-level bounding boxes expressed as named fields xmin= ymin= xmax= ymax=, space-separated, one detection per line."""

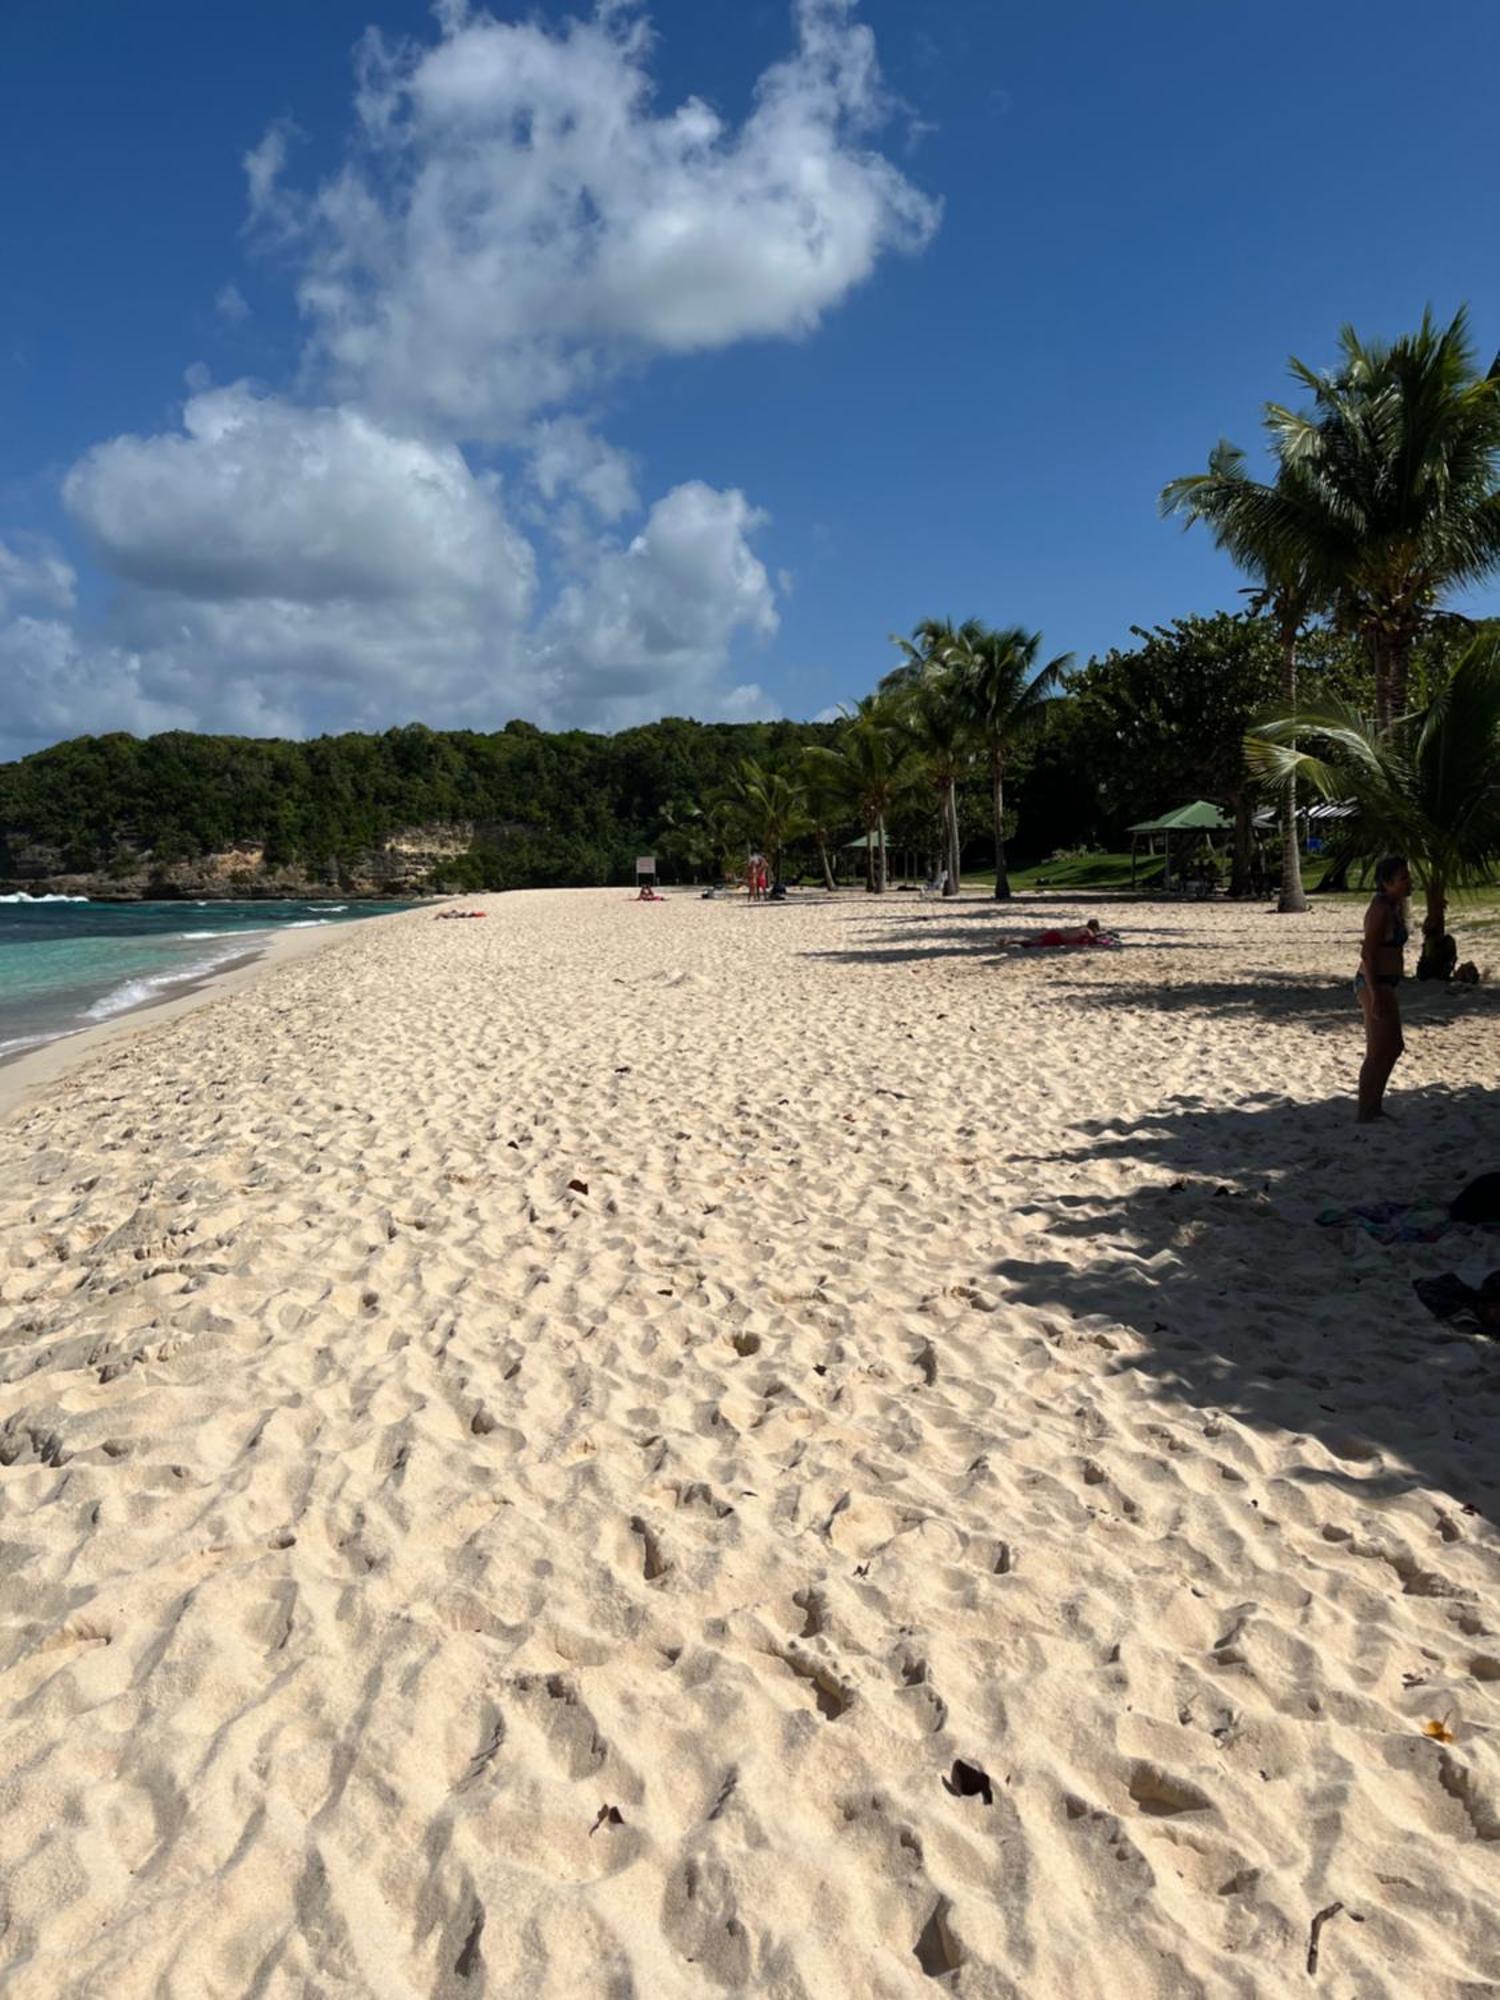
xmin=635 ymin=856 xmax=656 ymax=876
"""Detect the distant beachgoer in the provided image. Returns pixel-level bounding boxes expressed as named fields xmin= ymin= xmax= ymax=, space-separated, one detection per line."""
xmin=636 ymin=885 xmax=663 ymax=902
xmin=1356 ymin=854 xmax=1411 ymax=1123
xmin=1020 ymin=918 xmax=1114 ymax=949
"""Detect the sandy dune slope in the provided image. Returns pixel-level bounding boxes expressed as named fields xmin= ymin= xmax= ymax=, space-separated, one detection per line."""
xmin=1 ymin=890 xmax=1497 ymax=1997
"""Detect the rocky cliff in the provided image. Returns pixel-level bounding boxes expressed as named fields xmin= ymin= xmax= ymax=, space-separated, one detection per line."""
xmin=0 ymin=823 xmax=479 ymax=900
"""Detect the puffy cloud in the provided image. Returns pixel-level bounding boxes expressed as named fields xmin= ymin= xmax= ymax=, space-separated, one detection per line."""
xmin=0 ymin=536 xmax=76 ymax=617
xmin=0 ymin=617 xmax=192 ymax=762
xmin=537 ymin=481 xmax=777 ymax=723
xmin=29 ymin=396 xmax=774 ymax=744
xmin=215 ymin=282 xmax=250 ymax=323
xmin=525 ymin=417 xmax=638 ymax=523
xmin=244 ymin=122 xmax=297 ymax=232
xmin=64 ymin=383 xmax=535 ymax=616
xmin=3 ymin=477 xmax=774 ymax=751
xmin=718 ymin=682 xmax=782 ymax=721
xmin=272 ymin=0 xmax=938 ymax=440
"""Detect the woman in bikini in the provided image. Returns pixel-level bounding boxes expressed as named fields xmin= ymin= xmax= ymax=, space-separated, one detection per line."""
xmin=1355 ymin=855 xmax=1411 ymax=1123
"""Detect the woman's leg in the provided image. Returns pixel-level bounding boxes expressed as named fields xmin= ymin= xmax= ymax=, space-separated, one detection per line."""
xmin=1357 ymin=987 xmax=1403 ymax=1122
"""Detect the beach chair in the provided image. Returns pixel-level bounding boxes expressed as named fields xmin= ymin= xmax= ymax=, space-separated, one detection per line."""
xmin=920 ymin=869 xmax=949 ymax=900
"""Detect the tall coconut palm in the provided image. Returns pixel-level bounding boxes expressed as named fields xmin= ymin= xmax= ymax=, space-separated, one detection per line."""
xmin=1161 ymin=445 xmax=1324 ymax=913
xmin=950 ymin=626 xmax=1070 ymax=900
xmin=798 ymin=747 xmax=844 ymax=891
xmin=881 ymin=616 xmax=985 ymax=697
xmin=725 ymin=758 xmax=807 ymax=882
xmin=1265 ymin=310 xmax=1500 ymax=726
xmin=804 ymin=710 xmax=910 ymax=893
xmin=894 ymin=674 xmax=969 ymax=893
xmin=1247 ymin=635 xmax=1500 ymax=977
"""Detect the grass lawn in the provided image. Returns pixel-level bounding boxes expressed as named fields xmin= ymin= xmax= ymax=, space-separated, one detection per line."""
xmin=958 ymin=852 xmax=1500 ymax=915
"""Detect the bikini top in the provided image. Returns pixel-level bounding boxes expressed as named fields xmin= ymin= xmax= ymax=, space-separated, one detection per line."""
xmin=1378 ymin=893 xmax=1408 ymax=949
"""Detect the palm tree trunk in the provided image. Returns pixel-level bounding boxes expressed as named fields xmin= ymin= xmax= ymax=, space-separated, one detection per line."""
xmin=993 ymin=762 xmax=1011 ymax=900
xmin=1278 ymin=619 xmax=1308 ymax=913
xmin=816 ymin=831 xmax=835 ymax=892
xmin=865 ymin=824 xmax=874 ymax=893
xmin=1229 ymin=792 xmax=1253 ymax=897
xmin=876 ymin=816 xmax=888 ymax=893
xmin=1387 ymin=631 xmax=1411 ymax=724
xmin=943 ymin=780 xmax=960 ymax=894
xmin=1370 ymin=629 xmax=1397 ymax=731
xmin=1418 ymin=872 xmax=1454 ymax=981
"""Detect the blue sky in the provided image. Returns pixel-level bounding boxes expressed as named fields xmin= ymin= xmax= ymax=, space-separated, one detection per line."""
xmin=2 ymin=0 xmax=1498 ymax=756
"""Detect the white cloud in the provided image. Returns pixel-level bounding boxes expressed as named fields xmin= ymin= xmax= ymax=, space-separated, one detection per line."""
xmin=64 ymin=382 xmax=534 ymax=615
xmin=245 ymin=122 xmax=296 ymax=229
xmin=0 ymin=536 xmax=75 ymax=617
xmin=215 ymin=281 xmax=250 ymax=323
xmin=19 ymin=403 xmax=774 ymax=746
xmin=537 ymin=481 xmax=777 ymax=723
xmin=271 ymin=0 xmax=938 ymax=441
xmin=525 ymin=416 xmax=638 ymax=522
xmin=0 ymin=618 xmax=192 ymax=761
xmin=719 ymin=682 xmax=782 ymax=721
xmin=2 ymin=475 xmax=774 ymax=750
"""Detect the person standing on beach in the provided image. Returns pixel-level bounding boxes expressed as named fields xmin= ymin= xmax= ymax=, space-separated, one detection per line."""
xmin=1355 ymin=854 xmax=1411 ymax=1123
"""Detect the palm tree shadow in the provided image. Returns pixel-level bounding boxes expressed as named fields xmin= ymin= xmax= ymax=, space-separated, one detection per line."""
xmin=804 ymin=906 xmax=1205 ymax=968
xmin=1051 ymin=972 xmax=1500 ymax=1036
xmin=994 ymin=1083 xmax=1500 ymax=1525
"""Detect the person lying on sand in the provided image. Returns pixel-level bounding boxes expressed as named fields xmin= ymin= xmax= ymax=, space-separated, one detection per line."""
xmin=1018 ymin=918 xmax=1119 ymax=949
xmin=434 ymin=910 xmax=486 ymax=920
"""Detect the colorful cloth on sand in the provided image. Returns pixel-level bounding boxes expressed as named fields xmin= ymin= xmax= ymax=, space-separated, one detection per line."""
xmin=1019 ymin=932 xmax=1122 ymax=951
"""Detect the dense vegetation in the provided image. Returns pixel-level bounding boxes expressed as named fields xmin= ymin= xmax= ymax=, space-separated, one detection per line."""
xmin=0 ymin=718 xmax=838 ymax=890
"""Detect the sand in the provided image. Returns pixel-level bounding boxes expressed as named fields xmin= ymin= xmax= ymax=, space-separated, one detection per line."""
xmin=1 ymin=888 xmax=1497 ymax=1998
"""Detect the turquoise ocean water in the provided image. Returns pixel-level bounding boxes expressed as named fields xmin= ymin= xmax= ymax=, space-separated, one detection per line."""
xmin=0 ymin=896 xmax=407 ymax=1060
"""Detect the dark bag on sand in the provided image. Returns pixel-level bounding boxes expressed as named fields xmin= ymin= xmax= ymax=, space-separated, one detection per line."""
xmin=1451 ymin=1174 xmax=1500 ymax=1225
xmin=1413 ymin=1270 xmax=1500 ymax=1337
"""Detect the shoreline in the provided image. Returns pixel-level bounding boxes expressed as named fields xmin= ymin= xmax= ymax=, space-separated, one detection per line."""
xmin=0 ymin=906 xmax=419 ymax=1125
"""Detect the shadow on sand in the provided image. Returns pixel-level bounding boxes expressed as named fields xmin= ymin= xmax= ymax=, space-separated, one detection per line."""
xmin=1050 ymin=973 xmax=1500 ymax=1038
xmin=995 ymin=1082 xmax=1500 ymax=1526
xmin=804 ymin=904 xmax=1206 ymax=969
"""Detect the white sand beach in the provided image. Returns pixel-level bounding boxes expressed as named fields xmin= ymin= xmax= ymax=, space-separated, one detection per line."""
xmin=1 ymin=889 xmax=1497 ymax=1998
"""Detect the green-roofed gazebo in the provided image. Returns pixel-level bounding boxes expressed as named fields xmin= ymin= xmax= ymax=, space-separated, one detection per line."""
xmin=1127 ymin=800 xmax=1231 ymax=892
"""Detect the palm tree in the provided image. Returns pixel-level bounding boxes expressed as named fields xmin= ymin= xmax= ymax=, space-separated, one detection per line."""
xmin=1265 ymin=309 xmax=1500 ymax=726
xmin=1161 ymin=445 xmax=1324 ymax=912
xmin=881 ymin=616 xmax=984 ymax=697
xmin=804 ymin=709 xmax=911 ymax=893
xmin=724 ymin=758 xmax=807 ymax=882
xmin=950 ymin=626 xmax=1070 ymax=900
xmin=1247 ymin=634 xmax=1500 ymax=977
xmin=798 ymin=747 xmax=844 ymax=891
xmin=880 ymin=644 xmax=976 ymax=896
